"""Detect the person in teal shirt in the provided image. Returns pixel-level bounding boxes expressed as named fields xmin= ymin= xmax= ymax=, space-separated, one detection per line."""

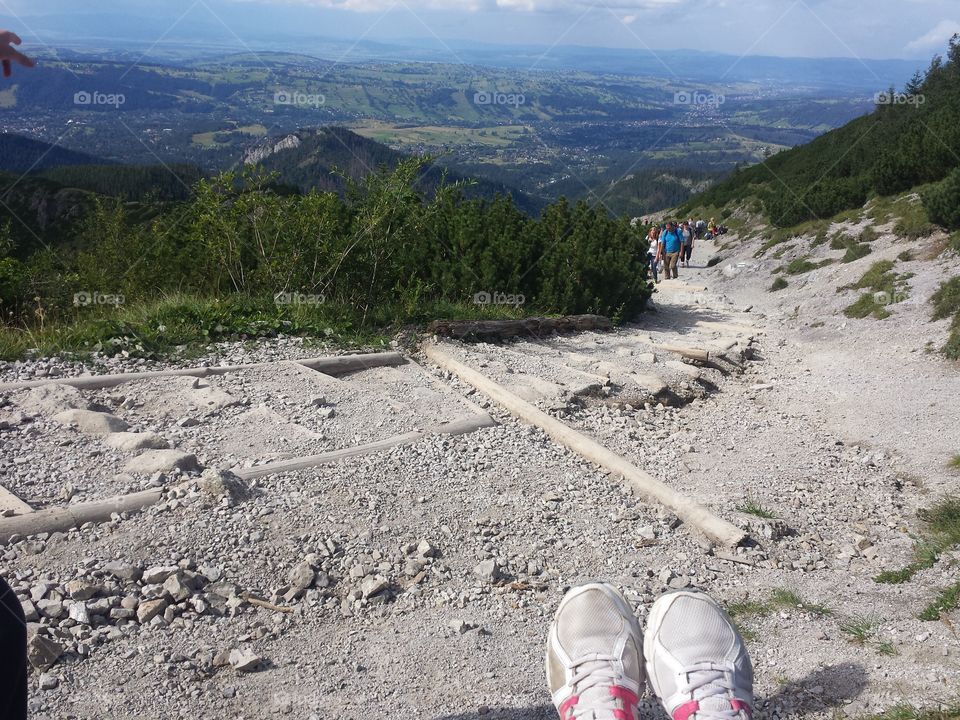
xmin=660 ymin=221 xmax=683 ymax=279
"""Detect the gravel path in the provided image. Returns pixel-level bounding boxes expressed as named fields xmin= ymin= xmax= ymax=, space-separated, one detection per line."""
xmin=1 ymin=234 xmax=958 ymax=719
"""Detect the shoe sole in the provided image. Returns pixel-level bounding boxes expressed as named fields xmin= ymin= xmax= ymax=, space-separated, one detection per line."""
xmin=643 ymin=590 xmax=727 ymax=701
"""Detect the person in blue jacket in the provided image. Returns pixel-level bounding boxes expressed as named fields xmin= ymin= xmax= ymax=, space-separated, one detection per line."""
xmin=659 ymin=221 xmax=684 ymax=279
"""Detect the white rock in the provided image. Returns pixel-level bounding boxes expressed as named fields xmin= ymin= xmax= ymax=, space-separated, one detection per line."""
xmin=53 ymin=409 xmax=129 ymax=436
xmin=125 ymin=450 xmax=200 ymax=474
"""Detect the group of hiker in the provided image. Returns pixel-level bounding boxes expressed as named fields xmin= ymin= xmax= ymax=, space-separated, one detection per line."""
xmin=642 ymin=217 xmax=726 ymax=283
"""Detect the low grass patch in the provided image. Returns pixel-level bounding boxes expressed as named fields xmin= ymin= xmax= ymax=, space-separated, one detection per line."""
xmin=770 ymin=277 xmax=788 ymax=292
xmin=839 ymin=614 xmax=880 ymax=645
xmin=753 ymin=219 xmax=830 ymax=257
xmin=949 ymin=455 xmax=960 ymax=470
xmin=725 ymin=588 xmax=832 ymax=640
xmin=783 ymin=255 xmax=833 ymax=275
xmin=931 ymin=276 xmax=960 ymax=360
xmin=737 ymin=496 xmax=778 ymax=519
xmin=842 ymin=260 xmax=911 ymax=320
xmin=875 ymin=497 xmax=960 ymax=588
xmin=919 ymin=579 xmax=960 ymax=621
xmin=0 ymin=293 xmax=532 ymax=361
xmin=845 ymin=293 xmax=891 ymax=319
xmin=951 ymin=231 xmax=960 ymax=253
xmin=857 ymin=703 xmax=960 ymax=720
xmin=867 ymin=191 xmax=937 ymax=240
xmin=830 ymin=232 xmax=874 ymax=262
xmin=842 ymin=242 xmax=873 ymax=263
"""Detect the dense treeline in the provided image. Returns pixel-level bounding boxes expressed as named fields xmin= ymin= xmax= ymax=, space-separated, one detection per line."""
xmin=36 ymin=164 xmax=204 ymax=202
xmin=0 ymin=134 xmax=104 ymax=174
xmin=1 ymin=158 xmax=651 ymax=331
xmin=683 ymin=37 xmax=960 ymax=228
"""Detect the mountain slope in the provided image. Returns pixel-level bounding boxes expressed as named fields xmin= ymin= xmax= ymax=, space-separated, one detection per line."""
xmin=0 ymin=133 xmax=109 ymax=174
xmin=242 ymin=127 xmax=547 ymax=215
xmin=683 ymin=38 xmax=960 ymax=229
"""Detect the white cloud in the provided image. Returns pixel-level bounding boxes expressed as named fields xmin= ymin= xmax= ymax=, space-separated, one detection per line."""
xmin=905 ymin=19 xmax=960 ymax=54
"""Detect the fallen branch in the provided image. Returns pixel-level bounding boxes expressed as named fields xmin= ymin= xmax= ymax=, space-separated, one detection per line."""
xmin=424 ymin=343 xmax=746 ymax=547
xmin=242 ymin=593 xmax=295 ymax=614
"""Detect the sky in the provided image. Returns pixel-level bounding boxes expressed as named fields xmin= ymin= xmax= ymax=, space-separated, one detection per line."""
xmin=2 ymin=0 xmax=958 ymax=61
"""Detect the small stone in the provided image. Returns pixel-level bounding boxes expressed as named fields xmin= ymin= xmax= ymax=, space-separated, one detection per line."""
xmin=104 ymin=432 xmax=170 ymax=452
xmin=163 ymin=572 xmax=193 ymax=603
xmin=36 ymin=599 xmax=64 ymax=619
xmin=27 ymin=634 xmax=63 ymax=672
xmin=65 ymin=580 xmax=99 ymax=601
xmin=288 ymin=562 xmax=316 ymax=592
xmin=142 ymin=566 xmax=178 ymax=584
xmin=417 ymin=540 xmax=438 ymax=558
xmin=360 ymin=575 xmax=390 ymax=598
xmin=68 ymin=602 xmax=91 ymax=624
xmin=104 ymin=561 xmax=142 ymax=582
xmin=668 ymin=575 xmax=690 ymax=590
xmin=228 ymin=648 xmax=262 ymax=673
xmin=404 ymin=560 xmax=425 ymax=577
xmin=53 ymin=409 xmax=129 ymax=436
xmin=21 ymin=599 xmax=39 ymax=622
xmin=125 ymin=450 xmax=200 ymax=475
xmin=38 ymin=673 xmax=59 ymax=690
xmin=473 ymin=559 xmax=501 ymax=583
xmin=449 ymin=619 xmax=472 ymax=634
xmin=176 ymin=417 xmax=200 ymax=428
xmin=136 ymin=598 xmax=169 ymax=624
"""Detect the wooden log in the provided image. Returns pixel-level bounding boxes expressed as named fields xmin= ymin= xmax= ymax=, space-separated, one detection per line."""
xmin=424 ymin=343 xmax=746 ymax=547
xmin=234 ymin=413 xmax=496 ymax=480
xmin=0 ymin=412 xmax=496 ymax=542
xmin=0 ymin=488 xmax=163 ymax=544
xmin=427 ymin=315 xmax=612 ymax=342
xmin=0 ymin=352 xmax=406 ymax=392
xmin=648 ymin=342 xmax=711 ymax=363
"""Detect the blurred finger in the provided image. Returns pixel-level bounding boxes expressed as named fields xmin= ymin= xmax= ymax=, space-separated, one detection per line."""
xmin=0 ymin=31 xmax=23 ymax=45
xmin=3 ymin=47 xmax=33 ymax=68
xmin=2 ymin=59 xmax=10 ymax=78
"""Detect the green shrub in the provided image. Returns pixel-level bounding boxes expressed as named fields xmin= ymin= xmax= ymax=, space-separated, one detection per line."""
xmin=842 ymin=242 xmax=872 ymax=263
xmin=923 ymin=167 xmax=960 ymax=229
xmin=770 ymin=277 xmax=788 ymax=292
xmin=0 ymin=161 xmax=653 ymax=358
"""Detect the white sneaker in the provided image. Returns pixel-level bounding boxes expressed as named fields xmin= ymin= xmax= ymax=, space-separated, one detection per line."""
xmin=546 ymin=583 xmax=644 ymax=720
xmin=644 ymin=591 xmax=754 ymax=720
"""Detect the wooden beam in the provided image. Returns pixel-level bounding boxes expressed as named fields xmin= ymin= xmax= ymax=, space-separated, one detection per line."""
xmin=234 ymin=414 xmax=496 ymax=480
xmin=424 ymin=343 xmax=746 ymax=547
xmin=0 ymin=353 xmax=406 ymax=392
